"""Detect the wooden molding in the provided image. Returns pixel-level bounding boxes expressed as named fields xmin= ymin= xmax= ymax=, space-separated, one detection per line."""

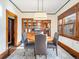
xmin=0 ymin=48 xmax=16 ymax=59
xmin=6 ymin=10 xmax=18 ymax=48
xmin=58 ymin=3 xmax=79 ymax=19
xmin=0 ymin=49 xmax=8 ymax=59
xmin=58 ymin=41 xmax=79 ymax=59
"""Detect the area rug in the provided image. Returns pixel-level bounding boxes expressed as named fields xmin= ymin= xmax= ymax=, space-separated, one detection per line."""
xmin=6 ymin=46 xmax=74 ymax=59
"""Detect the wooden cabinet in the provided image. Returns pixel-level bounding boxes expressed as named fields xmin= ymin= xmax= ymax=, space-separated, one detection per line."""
xmin=22 ymin=18 xmax=33 ymax=32
xmin=58 ymin=3 xmax=79 ymax=41
xmin=22 ymin=18 xmax=51 ymax=36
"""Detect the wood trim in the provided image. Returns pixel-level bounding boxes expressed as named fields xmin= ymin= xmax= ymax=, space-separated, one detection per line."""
xmin=58 ymin=41 xmax=79 ymax=59
xmin=0 ymin=49 xmax=8 ymax=59
xmin=0 ymin=48 xmax=16 ymax=59
xmin=22 ymin=19 xmax=24 ymax=32
xmin=58 ymin=3 xmax=79 ymax=19
xmin=6 ymin=10 xmax=18 ymax=48
xmin=76 ymin=8 xmax=79 ymax=38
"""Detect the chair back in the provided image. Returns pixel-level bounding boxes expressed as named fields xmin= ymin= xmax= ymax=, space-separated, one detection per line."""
xmin=53 ymin=32 xmax=59 ymax=46
xmin=35 ymin=34 xmax=47 ymax=55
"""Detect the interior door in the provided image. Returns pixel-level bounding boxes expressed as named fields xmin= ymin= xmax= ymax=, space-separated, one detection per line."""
xmin=8 ymin=18 xmax=14 ymax=47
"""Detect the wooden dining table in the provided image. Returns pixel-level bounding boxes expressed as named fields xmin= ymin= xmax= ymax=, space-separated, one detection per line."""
xmin=27 ymin=32 xmax=53 ymax=43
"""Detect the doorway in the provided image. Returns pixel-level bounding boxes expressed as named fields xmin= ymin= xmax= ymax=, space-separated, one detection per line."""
xmin=8 ymin=17 xmax=14 ymax=47
xmin=6 ymin=10 xmax=17 ymax=48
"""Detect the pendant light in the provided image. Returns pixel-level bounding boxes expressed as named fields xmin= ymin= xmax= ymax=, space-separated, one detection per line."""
xmin=34 ymin=0 xmax=47 ymax=20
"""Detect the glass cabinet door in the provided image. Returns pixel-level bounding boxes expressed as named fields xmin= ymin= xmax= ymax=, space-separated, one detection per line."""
xmin=63 ymin=13 xmax=76 ymax=36
xmin=58 ymin=19 xmax=63 ymax=34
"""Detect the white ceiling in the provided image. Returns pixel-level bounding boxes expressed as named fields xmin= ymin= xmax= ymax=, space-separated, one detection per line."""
xmin=10 ymin=0 xmax=70 ymax=14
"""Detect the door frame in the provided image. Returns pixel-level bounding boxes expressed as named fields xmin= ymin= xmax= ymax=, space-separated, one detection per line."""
xmin=6 ymin=10 xmax=18 ymax=48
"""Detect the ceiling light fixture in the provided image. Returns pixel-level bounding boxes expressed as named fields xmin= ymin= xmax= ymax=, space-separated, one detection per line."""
xmin=34 ymin=0 xmax=47 ymax=20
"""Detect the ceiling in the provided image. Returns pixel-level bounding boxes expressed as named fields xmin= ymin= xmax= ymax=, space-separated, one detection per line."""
xmin=10 ymin=0 xmax=70 ymax=14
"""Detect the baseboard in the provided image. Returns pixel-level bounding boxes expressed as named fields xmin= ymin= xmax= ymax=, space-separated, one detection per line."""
xmin=58 ymin=41 xmax=79 ymax=59
xmin=0 ymin=49 xmax=8 ymax=59
xmin=0 ymin=48 xmax=16 ymax=59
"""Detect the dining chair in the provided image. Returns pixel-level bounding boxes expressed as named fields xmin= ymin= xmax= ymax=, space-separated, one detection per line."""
xmin=48 ymin=32 xmax=59 ymax=56
xmin=34 ymin=34 xmax=47 ymax=59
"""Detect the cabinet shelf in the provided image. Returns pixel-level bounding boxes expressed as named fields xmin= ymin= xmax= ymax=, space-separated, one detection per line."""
xmin=22 ymin=19 xmax=51 ymax=36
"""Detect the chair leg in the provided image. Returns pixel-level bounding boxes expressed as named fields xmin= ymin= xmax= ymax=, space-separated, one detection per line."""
xmin=56 ymin=46 xmax=58 ymax=56
xmin=45 ymin=55 xmax=47 ymax=59
xmin=34 ymin=53 xmax=36 ymax=59
xmin=53 ymin=47 xmax=54 ymax=51
xmin=35 ymin=55 xmax=36 ymax=59
xmin=23 ymin=51 xmax=25 ymax=56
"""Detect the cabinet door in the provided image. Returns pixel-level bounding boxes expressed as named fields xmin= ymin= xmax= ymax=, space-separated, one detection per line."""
xmin=63 ymin=13 xmax=76 ymax=36
xmin=76 ymin=8 xmax=79 ymax=38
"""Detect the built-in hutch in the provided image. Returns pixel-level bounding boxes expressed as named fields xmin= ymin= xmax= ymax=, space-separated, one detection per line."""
xmin=22 ymin=18 xmax=51 ymax=36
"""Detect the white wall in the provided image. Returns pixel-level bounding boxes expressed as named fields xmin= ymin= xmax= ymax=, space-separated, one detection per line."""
xmin=47 ymin=15 xmax=57 ymax=37
xmin=0 ymin=0 xmax=6 ymax=54
xmin=59 ymin=36 xmax=79 ymax=52
xmin=0 ymin=0 xmax=22 ymax=54
xmin=56 ymin=0 xmax=79 ymax=52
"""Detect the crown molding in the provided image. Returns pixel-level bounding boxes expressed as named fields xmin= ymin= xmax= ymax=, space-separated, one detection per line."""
xmin=9 ymin=0 xmax=70 ymax=15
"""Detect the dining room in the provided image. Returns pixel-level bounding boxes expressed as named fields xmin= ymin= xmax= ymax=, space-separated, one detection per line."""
xmin=0 ymin=0 xmax=79 ymax=59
